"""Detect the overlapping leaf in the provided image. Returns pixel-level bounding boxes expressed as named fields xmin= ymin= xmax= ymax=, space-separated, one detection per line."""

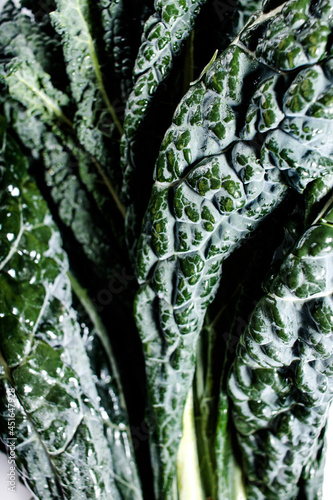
xmin=0 ymin=120 xmax=142 ymax=499
xmin=227 ymin=202 xmax=333 ymax=499
xmin=237 ymin=0 xmax=262 ymax=31
xmin=98 ymin=0 xmax=154 ymax=101
xmin=0 ymin=6 xmax=125 ymax=280
xmin=122 ymin=0 xmax=206 ymax=152
xmin=193 ymin=197 xmax=300 ymax=499
xmin=0 ymin=0 xmax=60 ymax=76
xmin=1 ymin=0 xmax=333 ymax=498
xmin=51 ymin=0 xmax=123 ymax=170
xmin=120 ymin=0 xmax=208 ymax=260
xmin=134 ymin=0 xmax=333 ymax=495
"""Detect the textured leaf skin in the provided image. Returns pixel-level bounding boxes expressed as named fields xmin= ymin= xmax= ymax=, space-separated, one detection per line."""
xmin=51 ymin=0 xmax=123 ymax=184
xmin=121 ymin=0 xmax=207 ymax=262
xmin=227 ymin=202 xmax=333 ymax=499
xmin=0 ymin=3 xmax=71 ymax=124
xmin=0 ymin=7 xmax=125 ymax=282
xmin=9 ymin=104 xmax=120 ymax=281
xmin=98 ymin=0 xmax=154 ymax=101
xmin=0 ymin=2 xmax=125 ymax=222
xmin=5 ymin=58 xmax=71 ymax=126
xmin=209 ymin=201 xmax=301 ymax=500
xmin=0 ymin=1 xmax=61 ymax=79
xmin=134 ymin=1 xmax=333 ymax=496
xmin=237 ymin=0 xmax=262 ymax=30
xmin=122 ymin=0 xmax=206 ymax=149
xmin=299 ymin=425 xmax=327 ymax=500
xmin=0 ymin=121 xmax=142 ymax=499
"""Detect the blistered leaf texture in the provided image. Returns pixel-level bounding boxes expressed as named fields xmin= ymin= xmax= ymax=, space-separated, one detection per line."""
xmin=134 ymin=1 xmax=333 ymax=495
xmin=228 ymin=203 xmax=333 ymax=499
xmin=237 ymin=0 xmax=262 ymax=30
xmin=121 ymin=0 xmax=207 ymax=242
xmin=0 ymin=121 xmax=142 ymax=499
xmin=10 ymin=105 xmax=119 ymax=280
xmin=0 ymin=4 xmax=71 ymax=127
xmin=5 ymin=58 xmax=71 ymax=126
xmin=98 ymin=0 xmax=153 ymax=100
xmin=51 ymin=0 xmax=123 ymax=174
xmin=0 ymin=8 xmax=122 ymax=280
xmin=0 ymin=1 xmax=60 ymax=76
xmin=122 ymin=0 xmax=206 ymax=146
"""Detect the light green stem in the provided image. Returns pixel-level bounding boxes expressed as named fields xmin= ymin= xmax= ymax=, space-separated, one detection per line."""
xmin=177 ymin=388 xmax=205 ymax=500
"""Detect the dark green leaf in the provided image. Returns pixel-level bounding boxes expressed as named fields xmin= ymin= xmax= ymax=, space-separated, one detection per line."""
xmin=134 ymin=2 xmax=333 ymax=495
xmin=121 ymin=0 xmax=207 ymax=262
xmin=51 ymin=0 xmax=123 ymax=153
xmin=0 ymin=120 xmax=142 ymax=499
xmin=227 ymin=201 xmax=333 ymax=499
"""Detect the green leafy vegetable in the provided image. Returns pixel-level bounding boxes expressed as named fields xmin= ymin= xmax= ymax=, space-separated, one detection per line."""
xmin=0 ymin=5 xmax=126 ymax=280
xmin=50 ymin=0 xmax=128 ymax=217
xmin=1 ymin=0 xmax=333 ymax=498
xmin=0 ymin=119 xmax=142 ymax=499
xmin=98 ymin=0 xmax=154 ymax=100
xmin=134 ymin=1 xmax=333 ymax=495
xmin=228 ymin=201 xmax=333 ymax=499
xmin=121 ymin=0 xmax=208 ymax=261
xmin=51 ymin=0 xmax=123 ymax=136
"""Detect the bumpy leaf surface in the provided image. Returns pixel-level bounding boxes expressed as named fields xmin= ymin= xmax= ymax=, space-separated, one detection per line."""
xmin=228 ymin=203 xmax=333 ymax=499
xmin=5 ymin=58 xmax=71 ymax=127
xmin=0 ymin=7 xmax=124 ymax=280
xmin=237 ymin=0 xmax=262 ymax=31
xmin=98 ymin=0 xmax=154 ymax=100
xmin=121 ymin=0 xmax=207 ymax=258
xmin=134 ymin=0 xmax=333 ymax=495
xmin=51 ymin=0 xmax=123 ymax=184
xmin=9 ymin=104 xmax=119 ymax=280
xmin=0 ymin=121 xmax=142 ymax=499
xmin=0 ymin=4 xmax=71 ymax=124
xmin=122 ymin=0 xmax=206 ymax=150
xmin=0 ymin=1 xmax=60 ymax=76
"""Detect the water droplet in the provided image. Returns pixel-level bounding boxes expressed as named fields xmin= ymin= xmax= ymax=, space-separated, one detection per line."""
xmin=101 ymin=410 xmax=108 ymax=420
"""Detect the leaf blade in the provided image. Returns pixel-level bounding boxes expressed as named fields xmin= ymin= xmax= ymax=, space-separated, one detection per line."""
xmin=0 ymin=120 xmax=142 ymax=499
xmin=134 ymin=2 xmax=333 ymax=495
